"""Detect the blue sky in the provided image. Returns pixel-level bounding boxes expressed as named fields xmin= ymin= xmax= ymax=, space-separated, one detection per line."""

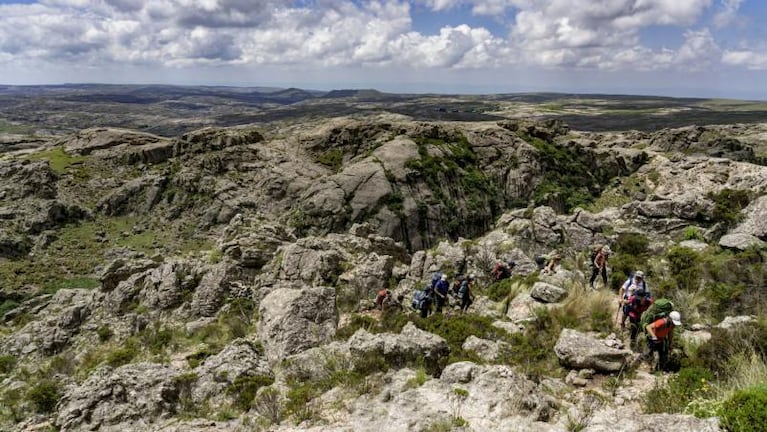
xmin=0 ymin=0 xmax=766 ymax=99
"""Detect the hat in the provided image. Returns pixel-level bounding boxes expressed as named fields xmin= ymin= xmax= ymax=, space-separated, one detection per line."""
xmin=669 ymin=311 xmax=682 ymax=326
xmin=634 ymin=270 xmax=644 ymax=279
xmin=469 ymin=273 xmax=476 ymax=280
xmin=552 ymin=253 xmax=562 ymax=260
xmin=602 ymin=246 xmax=612 ymax=254
xmin=441 ymin=274 xmax=448 ymax=281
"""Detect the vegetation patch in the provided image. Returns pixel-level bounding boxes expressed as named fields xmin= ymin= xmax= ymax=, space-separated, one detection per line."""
xmin=26 ymin=379 xmax=61 ymax=413
xmin=26 ymin=146 xmax=87 ymax=174
xmin=707 ymin=188 xmax=753 ymax=229
xmin=316 ymin=148 xmax=344 ymax=172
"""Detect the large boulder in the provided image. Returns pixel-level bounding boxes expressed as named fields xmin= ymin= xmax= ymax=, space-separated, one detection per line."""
xmin=257 ymin=286 xmax=338 ymax=363
xmin=192 ymin=339 xmax=273 ymax=404
xmin=554 ymin=329 xmax=633 ymax=373
xmin=347 ymin=322 xmax=449 ymax=375
xmin=530 ymin=282 xmax=568 ymax=303
xmin=733 ymin=195 xmax=767 ymax=239
xmin=56 ymin=363 xmax=185 ymax=431
xmin=718 ymin=233 xmax=766 ymax=251
xmin=462 ymin=335 xmax=508 ymax=362
xmin=275 ymin=240 xmax=344 ymax=287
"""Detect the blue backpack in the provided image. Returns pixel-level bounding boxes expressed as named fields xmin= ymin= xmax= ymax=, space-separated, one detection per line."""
xmin=412 ymin=290 xmax=427 ymax=310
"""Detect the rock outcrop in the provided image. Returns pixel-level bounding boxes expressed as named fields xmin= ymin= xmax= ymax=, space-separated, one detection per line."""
xmin=554 ymin=329 xmax=633 ymax=373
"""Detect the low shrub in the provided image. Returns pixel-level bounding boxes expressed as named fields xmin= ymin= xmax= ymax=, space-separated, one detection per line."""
xmin=0 ymin=355 xmax=16 ymax=374
xmin=693 ymin=322 xmax=767 ymax=379
xmin=105 ymin=343 xmax=139 ymax=368
xmin=227 ymin=375 xmax=275 ymax=412
xmin=96 ymin=325 xmax=113 ymax=342
xmin=644 ymin=367 xmax=714 ymax=414
xmin=27 ymin=380 xmax=61 ymax=413
xmin=720 ymin=385 xmax=767 ymax=432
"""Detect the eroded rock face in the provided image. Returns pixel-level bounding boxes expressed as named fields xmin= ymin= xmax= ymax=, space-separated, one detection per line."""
xmin=258 ymin=286 xmax=338 ymax=363
xmin=1 ymin=289 xmax=95 ymax=357
xmin=56 ymin=363 xmax=184 ymax=431
xmin=462 ymin=335 xmax=507 ymax=362
xmin=554 ymin=328 xmax=633 ymax=373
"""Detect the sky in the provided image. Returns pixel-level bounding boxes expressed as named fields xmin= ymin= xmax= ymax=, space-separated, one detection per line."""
xmin=0 ymin=0 xmax=766 ymax=99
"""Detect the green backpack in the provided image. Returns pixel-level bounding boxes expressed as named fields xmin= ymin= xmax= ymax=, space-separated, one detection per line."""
xmin=640 ymin=298 xmax=674 ymax=334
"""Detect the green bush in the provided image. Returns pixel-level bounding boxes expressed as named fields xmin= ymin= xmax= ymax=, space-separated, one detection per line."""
xmin=609 ymin=232 xmax=650 ymax=290
xmin=693 ymin=322 xmax=767 ymax=379
xmin=226 ymin=375 xmax=275 ymax=412
xmin=667 ymin=246 xmax=701 ymax=291
xmin=708 ymin=189 xmax=752 ymax=229
xmin=644 ymin=367 xmax=714 ymax=414
xmin=106 ymin=343 xmax=139 ymax=368
xmin=415 ymin=313 xmax=510 ymax=365
xmin=96 ymin=325 xmax=113 ymax=342
xmin=720 ymin=385 xmax=767 ymax=432
xmin=27 ymin=380 xmax=61 ymax=413
xmin=0 ymin=355 xmax=16 ymax=374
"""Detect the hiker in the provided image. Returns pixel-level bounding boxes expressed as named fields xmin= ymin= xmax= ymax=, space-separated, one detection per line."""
xmin=374 ymin=289 xmax=392 ymax=310
xmin=542 ymin=253 xmax=562 ymax=275
xmin=434 ymin=274 xmax=450 ymax=313
xmin=618 ymin=270 xmax=648 ymax=328
xmin=459 ymin=274 xmax=476 ymax=313
xmin=491 ymin=259 xmax=515 ymax=281
xmin=589 ymin=245 xmax=611 ymax=289
xmin=430 ymin=268 xmax=443 ymax=290
xmin=625 ymin=289 xmax=653 ymax=344
xmin=412 ymin=287 xmax=433 ymax=318
xmin=641 ymin=310 xmax=682 ymax=371
xmin=386 ymin=294 xmax=405 ymax=312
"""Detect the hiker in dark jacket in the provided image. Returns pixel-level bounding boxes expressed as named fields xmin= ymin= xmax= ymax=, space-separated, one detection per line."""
xmin=459 ymin=274 xmax=475 ymax=313
xmin=434 ymin=274 xmax=450 ymax=313
xmin=589 ymin=246 xmax=611 ymax=289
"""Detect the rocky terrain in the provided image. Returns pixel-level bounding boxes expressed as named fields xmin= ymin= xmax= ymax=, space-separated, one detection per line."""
xmin=1 ymin=100 xmax=767 ymax=431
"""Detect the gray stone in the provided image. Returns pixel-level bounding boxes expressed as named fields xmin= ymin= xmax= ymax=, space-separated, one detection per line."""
xmin=462 ymin=335 xmax=507 ymax=362
xmin=257 ymin=286 xmax=338 ymax=363
xmin=584 ymin=407 xmax=721 ymax=431
xmin=56 ymin=363 xmax=185 ymax=431
xmin=719 ymin=233 xmax=765 ymax=251
xmin=716 ymin=315 xmax=756 ymax=330
xmin=530 ymin=281 xmax=568 ymax=303
xmin=192 ymin=339 xmax=272 ymax=404
xmin=554 ymin=328 xmax=633 ymax=373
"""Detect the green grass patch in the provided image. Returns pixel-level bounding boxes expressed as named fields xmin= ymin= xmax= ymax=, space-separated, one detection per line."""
xmin=26 ymin=146 xmax=87 ymax=175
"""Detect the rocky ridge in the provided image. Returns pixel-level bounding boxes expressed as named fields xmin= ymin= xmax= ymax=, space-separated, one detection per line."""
xmin=2 ymin=117 xmax=766 ymax=431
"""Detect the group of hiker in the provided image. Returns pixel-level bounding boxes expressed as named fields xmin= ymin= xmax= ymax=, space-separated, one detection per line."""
xmin=373 ymin=243 xmax=683 ymax=371
xmin=411 ymin=271 xmax=478 ymax=318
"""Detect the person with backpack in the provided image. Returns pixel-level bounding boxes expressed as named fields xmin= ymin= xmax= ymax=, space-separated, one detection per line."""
xmin=412 ymin=287 xmax=433 ymax=318
xmin=640 ymin=310 xmax=682 ymax=371
xmin=459 ymin=274 xmax=476 ymax=314
xmin=374 ymin=289 xmax=392 ymax=310
xmin=434 ymin=274 xmax=450 ymax=313
xmin=491 ymin=259 xmax=515 ymax=281
xmin=589 ymin=245 xmax=611 ymax=289
xmin=625 ymin=289 xmax=653 ymax=344
xmin=618 ymin=270 xmax=648 ymax=329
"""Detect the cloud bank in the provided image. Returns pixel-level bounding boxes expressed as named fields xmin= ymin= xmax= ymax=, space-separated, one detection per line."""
xmin=0 ymin=0 xmax=765 ymax=88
